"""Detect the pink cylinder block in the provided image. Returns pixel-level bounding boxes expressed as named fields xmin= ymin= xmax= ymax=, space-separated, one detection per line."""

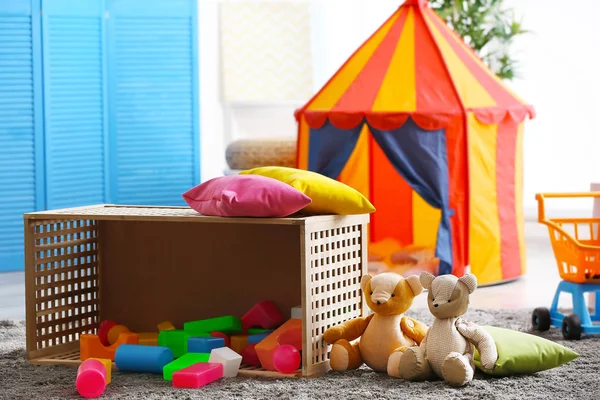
xmin=76 ymin=359 xmax=107 ymax=398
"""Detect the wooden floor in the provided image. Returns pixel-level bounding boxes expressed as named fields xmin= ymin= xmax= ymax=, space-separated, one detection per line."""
xmin=0 ymin=222 xmax=563 ymax=320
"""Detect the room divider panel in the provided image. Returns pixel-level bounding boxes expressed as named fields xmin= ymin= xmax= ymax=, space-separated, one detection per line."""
xmin=0 ymin=0 xmax=200 ymax=272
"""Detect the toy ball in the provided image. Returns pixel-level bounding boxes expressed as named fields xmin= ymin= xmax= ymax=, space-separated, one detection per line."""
xmin=272 ymin=344 xmax=300 ymax=374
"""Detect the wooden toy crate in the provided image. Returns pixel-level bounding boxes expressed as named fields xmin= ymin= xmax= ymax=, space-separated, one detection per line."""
xmin=23 ymin=205 xmax=369 ymax=378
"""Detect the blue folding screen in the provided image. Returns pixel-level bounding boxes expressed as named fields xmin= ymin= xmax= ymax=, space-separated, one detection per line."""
xmin=106 ymin=0 xmax=200 ymax=205
xmin=0 ymin=0 xmax=200 ymax=271
xmin=42 ymin=0 xmax=108 ymax=209
xmin=0 ymin=0 xmax=45 ymax=272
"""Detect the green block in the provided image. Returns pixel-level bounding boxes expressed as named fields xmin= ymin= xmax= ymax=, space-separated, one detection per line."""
xmin=158 ymin=330 xmax=209 ymax=358
xmin=184 ymin=315 xmax=242 ymax=335
xmin=158 ymin=330 xmax=190 ymax=359
xmin=163 ymin=352 xmax=210 ymax=380
xmin=248 ymin=328 xmax=274 ymax=334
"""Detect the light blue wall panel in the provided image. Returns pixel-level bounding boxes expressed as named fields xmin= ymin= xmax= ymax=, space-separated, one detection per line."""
xmin=106 ymin=0 xmax=200 ymax=205
xmin=0 ymin=0 xmax=45 ymax=272
xmin=42 ymin=0 xmax=107 ymax=209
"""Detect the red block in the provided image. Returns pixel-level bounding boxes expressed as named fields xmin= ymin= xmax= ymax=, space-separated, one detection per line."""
xmin=241 ymin=344 xmax=261 ymax=367
xmin=172 ymin=362 xmax=224 ymax=389
xmin=241 ymin=300 xmax=284 ymax=331
xmin=97 ymin=320 xmax=117 ymax=346
xmin=210 ymin=332 xmax=230 ymax=348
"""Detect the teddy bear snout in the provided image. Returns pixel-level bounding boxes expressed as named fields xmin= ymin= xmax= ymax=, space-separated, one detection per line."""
xmin=434 ymin=303 xmax=439 ymax=308
xmin=371 ymin=293 xmax=390 ymax=305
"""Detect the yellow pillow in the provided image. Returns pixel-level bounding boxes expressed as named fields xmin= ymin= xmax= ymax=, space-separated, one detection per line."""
xmin=239 ymin=166 xmax=375 ymax=215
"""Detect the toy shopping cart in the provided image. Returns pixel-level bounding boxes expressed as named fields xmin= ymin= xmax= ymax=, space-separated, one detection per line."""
xmin=532 ymin=192 xmax=600 ymax=340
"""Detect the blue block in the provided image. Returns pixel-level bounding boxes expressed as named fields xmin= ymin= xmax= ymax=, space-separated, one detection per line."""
xmin=115 ymin=344 xmax=174 ymax=374
xmin=187 ymin=337 xmax=225 ymax=353
xmin=247 ymin=332 xmax=271 ymax=344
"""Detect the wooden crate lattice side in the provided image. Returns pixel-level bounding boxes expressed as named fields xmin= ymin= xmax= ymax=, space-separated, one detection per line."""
xmin=30 ymin=219 xmax=100 ymax=351
xmin=307 ymin=223 xmax=365 ymax=368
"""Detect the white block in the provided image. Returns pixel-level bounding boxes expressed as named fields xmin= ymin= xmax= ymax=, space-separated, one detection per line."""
xmin=209 ymin=347 xmax=242 ymax=378
xmin=291 ymin=305 xmax=302 ymax=319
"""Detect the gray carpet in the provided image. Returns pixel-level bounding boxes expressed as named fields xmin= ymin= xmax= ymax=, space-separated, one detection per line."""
xmin=1 ymin=309 xmax=598 ymax=400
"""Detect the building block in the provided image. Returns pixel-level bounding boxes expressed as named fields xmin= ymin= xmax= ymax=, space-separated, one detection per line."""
xmin=163 ymin=353 xmax=210 ymax=381
xmin=88 ymin=358 xmax=112 ymax=384
xmin=108 ymin=324 xmax=131 ymax=345
xmin=172 ymin=362 xmax=224 ymax=389
xmin=247 ymin=328 xmax=273 ymax=335
xmin=188 ymin=337 xmax=225 ymax=354
xmin=210 ymin=332 xmax=230 ymax=348
xmin=241 ymin=300 xmax=284 ymax=331
xmin=247 ymin=332 xmax=271 ymax=344
xmin=230 ymin=334 xmax=248 ymax=355
xmin=209 ymin=347 xmax=242 ymax=378
xmin=97 ymin=320 xmax=117 ymax=346
xmin=184 ymin=316 xmax=242 ymax=335
xmin=80 ymin=333 xmax=139 ymax=361
xmin=241 ymin=344 xmax=261 ymax=367
xmin=158 ymin=330 xmax=191 ymax=359
xmin=76 ymin=358 xmax=108 ymax=398
xmin=272 ymin=344 xmax=301 ymax=374
xmin=115 ymin=344 xmax=174 ymax=374
xmin=158 ymin=321 xmax=176 ymax=331
xmin=291 ymin=305 xmax=302 ymax=320
xmin=255 ymin=318 xmax=302 ymax=371
xmin=138 ymin=332 xmax=159 ymax=346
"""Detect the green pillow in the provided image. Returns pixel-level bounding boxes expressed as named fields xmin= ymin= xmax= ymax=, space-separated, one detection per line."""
xmin=473 ymin=326 xmax=578 ymax=376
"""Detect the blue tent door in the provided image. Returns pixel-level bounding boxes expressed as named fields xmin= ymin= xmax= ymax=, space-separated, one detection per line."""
xmin=106 ymin=0 xmax=200 ymax=205
xmin=0 ymin=0 xmax=45 ymax=272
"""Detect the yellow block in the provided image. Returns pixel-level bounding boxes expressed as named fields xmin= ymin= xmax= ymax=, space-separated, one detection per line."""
xmin=307 ymin=9 xmax=402 ymax=110
xmin=515 ymin=122 xmax=527 ymax=275
xmin=230 ymin=335 xmax=249 ymax=355
xmin=412 ymin=191 xmax=441 ymax=249
xmin=338 ymin=125 xmax=370 ymax=197
xmin=138 ymin=332 xmax=159 ymax=346
xmin=89 ymin=357 xmax=112 ymax=385
xmin=467 ymin=113 xmax=501 ymax=284
xmin=372 ymin=7 xmax=416 ymax=112
xmin=423 ymin=13 xmax=496 ymax=109
xmin=157 ymin=321 xmax=176 ymax=331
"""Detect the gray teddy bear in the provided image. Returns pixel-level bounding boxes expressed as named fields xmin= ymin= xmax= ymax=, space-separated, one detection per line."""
xmin=396 ymin=272 xmax=498 ymax=386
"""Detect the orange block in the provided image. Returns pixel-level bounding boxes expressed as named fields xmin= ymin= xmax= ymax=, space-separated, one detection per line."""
xmin=230 ymin=334 xmax=248 ymax=355
xmin=80 ymin=333 xmax=139 ymax=361
xmin=107 ymin=325 xmax=130 ymax=345
xmin=255 ymin=319 xmax=302 ymax=371
xmin=157 ymin=321 xmax=176 ymax=331
xmin=138 ymin=332 xmax=159 ymax=346
xmin=88 ymin=358 xmax=113 ymax=384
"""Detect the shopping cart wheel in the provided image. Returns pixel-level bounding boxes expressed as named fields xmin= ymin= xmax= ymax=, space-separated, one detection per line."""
xmin=532 ymin=307 xmax=551 ymax=331
xmin=562 ymin=315 xmax=582 ymax=340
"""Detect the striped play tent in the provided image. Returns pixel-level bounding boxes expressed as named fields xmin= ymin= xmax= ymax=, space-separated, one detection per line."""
xmin=295 ymin=0 xmax=535 ymax=285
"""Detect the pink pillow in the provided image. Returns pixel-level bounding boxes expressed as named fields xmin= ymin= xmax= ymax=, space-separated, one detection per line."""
xmin=182 ymin=175 xmax=312 ymax=217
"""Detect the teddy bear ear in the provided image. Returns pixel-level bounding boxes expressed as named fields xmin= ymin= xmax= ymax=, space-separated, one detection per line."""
xmin=360 ymin=274 xmax=372 ymax=292
xmin=405 ymin=275 xmax=423 ymax=296
xmin=458 ymin=273 xmax=477 ymax=294
xmin=419 ymin=272 xmax=435 ymax=289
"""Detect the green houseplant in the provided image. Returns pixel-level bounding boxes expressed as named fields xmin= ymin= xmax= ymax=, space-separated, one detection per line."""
xmin=429 ymin=0 xmax=528 ymax=80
